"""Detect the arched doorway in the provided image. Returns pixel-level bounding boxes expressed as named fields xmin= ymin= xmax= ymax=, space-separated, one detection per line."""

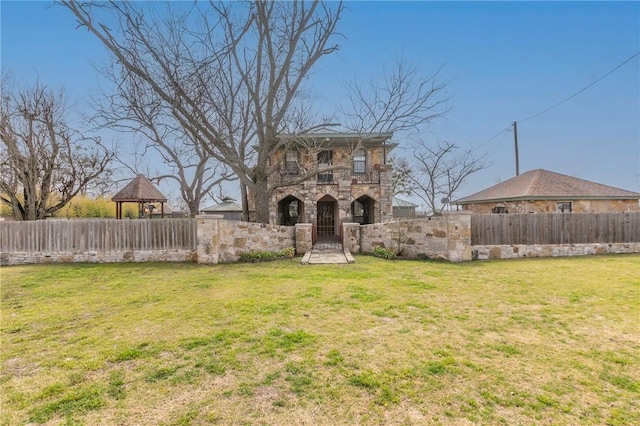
xmin=278 ymin=195 xmax=303 ymax=225
xmin=351 ymin=195 xmax=374 ymax=224
xmin=316 ymin=195 xmax=338 ymax=242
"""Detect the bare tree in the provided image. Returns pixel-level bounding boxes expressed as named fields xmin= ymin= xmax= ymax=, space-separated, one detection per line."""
xmin=61 ymin=0 xmax=344 ymax=223
xmin=403 ymin=140 xmax=487 ymax=215
xmin=92 ymin=65 xmax=236 ymax=217
xmin=0 ymin=80 xmax=111 ymax=220
xmin=341 ymin=60 xmax=450 ymax=137
xmin=389 ymin=155 xmax=413 ymax=197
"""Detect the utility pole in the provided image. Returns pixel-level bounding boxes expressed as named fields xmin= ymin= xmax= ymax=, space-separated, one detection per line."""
xmin=513 ymin=121 xmax=520 ymax=176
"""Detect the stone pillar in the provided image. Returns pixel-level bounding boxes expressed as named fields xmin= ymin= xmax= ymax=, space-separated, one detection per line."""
xmin=295 ymin=223 xmax=313 ymax=255
xmin=342 ymin=222 xmax=361 ymax=253
xmin=378 ymin=164 xmax=393 ymax=222
xmin=196 ymin=215 xmax=221 ymax=264
xmin=445 ymin=211 xmax=472 ymax=262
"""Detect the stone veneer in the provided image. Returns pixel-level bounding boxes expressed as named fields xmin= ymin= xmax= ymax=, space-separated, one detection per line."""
xmin=196 ymin=215 xmax=295 ymax=264
xmin=269 ymin=165 xmax=394 ymax=227
xmin=348 ymin=212 xmax=473 ymax=262
xmin=473 ymin=243 xmax=640 ymax=260
xmin=462 ymin=199 xmax=639 ymax=214
xmin=0 ymin=250 xmax=195 ymax=266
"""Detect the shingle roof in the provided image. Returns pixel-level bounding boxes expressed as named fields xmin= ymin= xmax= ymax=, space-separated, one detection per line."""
xmin=111 ymin=174 xmax=167 ymax=202
xmin=201 ymin=200 xmax=242 ymax=213
xmin=393 ymin=197 xmax=418 ymax=208
xmin=455 ymin=169 xmax=640 ymax=204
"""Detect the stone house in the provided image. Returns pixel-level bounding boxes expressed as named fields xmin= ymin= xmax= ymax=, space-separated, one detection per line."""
xmin=454 ymin=169 xmax=640 ymax=214
xmin=263 ymin=131 xmax=397 ymax=241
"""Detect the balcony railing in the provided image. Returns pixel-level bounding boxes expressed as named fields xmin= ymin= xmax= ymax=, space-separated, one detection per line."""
xmin=272 ymin=167 xmax=381 ymax=184
xmin=344 ymin=168 xmax=380 ymax=184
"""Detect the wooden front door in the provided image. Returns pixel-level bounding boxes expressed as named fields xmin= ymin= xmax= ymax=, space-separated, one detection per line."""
xmin=317 ymin=202 xmax=335 ymax=241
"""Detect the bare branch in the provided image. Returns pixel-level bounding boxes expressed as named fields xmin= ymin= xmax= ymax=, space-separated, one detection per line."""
xmin=398 ymin=139 xmax=487 ymax=215
xmin=61 ymin=0 xmax=344 ymax=222
xmin=341 ymin=58 xmax=450 ymax=136
xmin=0 ymin=77 xmax=112 ymax=220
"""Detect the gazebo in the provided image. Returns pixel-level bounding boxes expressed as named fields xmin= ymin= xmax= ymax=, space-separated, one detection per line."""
xmin=111 ymin=174 xmax=168 ymax=219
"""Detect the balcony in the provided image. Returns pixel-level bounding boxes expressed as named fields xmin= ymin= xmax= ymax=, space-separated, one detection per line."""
xmin=272 ymin=167 xmax=381 ymax=184
xmin=344 ymin=167 xmax=380 ymax=184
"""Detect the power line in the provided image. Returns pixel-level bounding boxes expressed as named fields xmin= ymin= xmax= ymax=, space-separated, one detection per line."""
xmin=469 ymin=127 xmax=511 ymax=154
xmin=518 ymin=50 xmax=640 ymax=124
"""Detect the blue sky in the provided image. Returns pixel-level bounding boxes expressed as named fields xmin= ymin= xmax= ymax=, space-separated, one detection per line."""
xmin=2 ymin=1 xmax=639 ymax=205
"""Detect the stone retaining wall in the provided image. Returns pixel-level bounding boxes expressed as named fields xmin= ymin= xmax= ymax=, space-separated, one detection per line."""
xmin=473 ymin=243 xmax=640 ymax=260
xmin=3 ymin=214 xmax=638 ymax=266
xmin=1 ymin=250 xmax=195 ymax=266
xmin=196 ymin=215 xmax=295 ymax=264
xmin=353 ymin=212 xmax=472 ymax=262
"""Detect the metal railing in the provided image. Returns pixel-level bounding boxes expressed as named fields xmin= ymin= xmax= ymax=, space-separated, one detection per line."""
xmin=273 ymin=167 xmax=380 ymax=184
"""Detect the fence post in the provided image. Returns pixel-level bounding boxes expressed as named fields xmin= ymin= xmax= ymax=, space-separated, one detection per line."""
xmin=196 ymin=215 xmax=221 ymax=264
xmin=294 ymin=223 xmax=313 ymax=255
xmin=341 ymin=222 xmax=361 ymax=254
xmin=445 ymin=211 xmax=472 ymax=262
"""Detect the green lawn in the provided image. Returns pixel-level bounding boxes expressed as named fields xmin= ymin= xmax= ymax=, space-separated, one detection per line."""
xmin=1 ymin=255 xmax=639 ymax=425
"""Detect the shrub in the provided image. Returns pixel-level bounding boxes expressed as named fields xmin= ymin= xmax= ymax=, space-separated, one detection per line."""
xmin=239 ymin=247 xmax=295 ymax=262
xmin=373 ymin=245 xmax=396 ymax=260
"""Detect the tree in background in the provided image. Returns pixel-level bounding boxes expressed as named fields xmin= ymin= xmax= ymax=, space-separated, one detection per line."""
xmin=342 ymin=61 xmax=449 ymax=137
xmin=390 ymin=155 xmax=413 ymax=197
xmin=0 ymin=79 xmax=112 ymax=220
xmin=401 ymin=140 xmax=487 ymax=215
xmin=62 ymin=0 xmax=344 ymax=223
xmin=93 ymin=48 xmax=236 ymax=217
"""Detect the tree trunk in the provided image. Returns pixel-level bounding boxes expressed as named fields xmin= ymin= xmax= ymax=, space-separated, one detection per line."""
xmin=188 ymin=199 xmax=200 ymax=218
xmin=240 ymin=183 xmax=249 ymax=222
xmin=252 ymin=177 xmax=271 ymax=224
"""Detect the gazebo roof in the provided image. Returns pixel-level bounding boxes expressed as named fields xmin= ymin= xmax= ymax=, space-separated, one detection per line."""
xmin=111 ymin=174 xmax=167 ymax=202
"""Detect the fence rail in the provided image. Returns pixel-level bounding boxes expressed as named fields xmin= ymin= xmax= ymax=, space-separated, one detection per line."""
xmin=0 ymin=218 xmax=197 ymax=253
xmin=471 ymin=212 xmax=640 ymax=246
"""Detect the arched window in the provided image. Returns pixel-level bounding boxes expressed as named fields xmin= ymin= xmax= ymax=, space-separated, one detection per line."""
xmin=353 ymin=149 xmax=366 ymax=174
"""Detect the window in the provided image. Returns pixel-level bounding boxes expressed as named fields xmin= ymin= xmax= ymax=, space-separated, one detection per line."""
xmin=491 ymin=203 xmax=508 ymax=214
xmin=285 ymin=150 xmax=299 ymax=175
xmin=557 ymin=202 xmax=572 ymax=213
xmin=353 ymin=149 xmax=366 ymax=174
xmin=317 ymin=150 xmax=333 ymax=183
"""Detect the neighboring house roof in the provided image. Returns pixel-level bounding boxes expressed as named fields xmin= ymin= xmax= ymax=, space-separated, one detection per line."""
xmin=201 ymin=198 xmax=242 ymax=213
xmin=393 ymin=197 xmax=418 ymax=208
xmin=454 ymin=169 xmax=640 ymax=204
xmin=111 ymin=174 xmax=167 ymax=202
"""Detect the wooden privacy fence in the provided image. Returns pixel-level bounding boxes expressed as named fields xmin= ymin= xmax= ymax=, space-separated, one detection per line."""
xmin=0 ymin=218 xmax=197 ymax=253
xmin=471 ymin=212 xmax=640 ymax=246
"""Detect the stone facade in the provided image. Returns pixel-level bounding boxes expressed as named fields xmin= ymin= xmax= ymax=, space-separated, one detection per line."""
xmin=196 ymin=215 xmax=295 ymax=264
xmin=263 ymin=132 xmax=396 ymax=238
xmin=462 ymin=199 xmax=640 ymax=214
xmin=1 ymin=250 xmax=195 ymax=266
xmin=353 ymin=212 xmax=473 ymax=262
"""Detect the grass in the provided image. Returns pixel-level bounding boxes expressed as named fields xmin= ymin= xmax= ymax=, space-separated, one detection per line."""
xmin=1 ymin=255 xmax=639 ymax=425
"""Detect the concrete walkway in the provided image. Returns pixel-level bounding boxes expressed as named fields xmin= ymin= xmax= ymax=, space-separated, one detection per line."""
xmin=301 ymin=248 xmax=355 ymax=265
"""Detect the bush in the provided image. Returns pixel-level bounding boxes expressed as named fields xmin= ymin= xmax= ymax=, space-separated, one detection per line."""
xmin=54 ymin=196 xmax=124 ymax=218
xmin=373 ymin=245 xmax=396 ymax=260
xmin=239 ymin=247 xmax=295 ymax=262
